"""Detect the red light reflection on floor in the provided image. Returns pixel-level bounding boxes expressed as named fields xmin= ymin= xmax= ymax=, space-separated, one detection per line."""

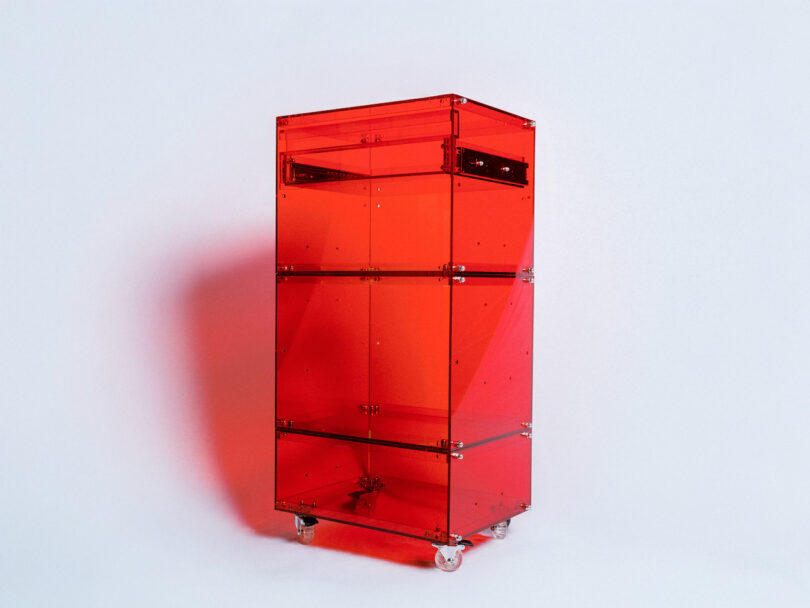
xmin=183 ymin=244 xmax=492 ymax=566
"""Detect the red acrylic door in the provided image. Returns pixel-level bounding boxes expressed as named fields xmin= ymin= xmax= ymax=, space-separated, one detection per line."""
xmin=276 ymin=433 xmax=451 ymax=543
xmin=369 ymin=276 xmax=450 ymax=448
xmin=276 ymin=275 xmax=369 ymax=438
xmin=369 ymin=174 xmax=450 ymax=271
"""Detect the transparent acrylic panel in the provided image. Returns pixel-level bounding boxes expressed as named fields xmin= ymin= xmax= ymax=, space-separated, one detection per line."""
xmin=276 ymin=276 xmax=369 ymax=438
xmin=276 ymin=433 xmax=450 ymax=543
xmin=276 ymin=178 xmax=370 ymax=271
xmin=449 ymin=433 xmax=531 ymax=538
xmin=370 ymin=276 xmax=450 ymax=447
xmin=452 ymin=99 xmax=534 ymax=273
xmin=277 ymin=96 xmax=455 ymax=271
xmin=450 ymin=276 xmax=533 ymax=446
xmin=281 ymin=95 xmax=453 ymax=149
xmin=369 ymin=174 xmax=450 ymax=271
xmin=277 ymin=115 xmax=371 ymax=271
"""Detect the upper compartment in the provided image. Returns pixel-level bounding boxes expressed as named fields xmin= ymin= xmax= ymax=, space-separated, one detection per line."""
xmin=277 ymin=95 xmax=534 ymax=273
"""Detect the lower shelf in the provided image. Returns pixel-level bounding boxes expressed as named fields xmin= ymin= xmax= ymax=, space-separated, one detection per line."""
xmin=277 ymin=476 xmax=448 ymax=542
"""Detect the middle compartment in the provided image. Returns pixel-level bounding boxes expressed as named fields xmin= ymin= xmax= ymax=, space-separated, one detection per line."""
xmin=276 ymin=274 xmax=533 ymax=449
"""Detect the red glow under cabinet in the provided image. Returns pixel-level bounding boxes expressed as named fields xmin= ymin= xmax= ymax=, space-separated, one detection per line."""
xmin=275 ymin=94 xmax=535 ymax=571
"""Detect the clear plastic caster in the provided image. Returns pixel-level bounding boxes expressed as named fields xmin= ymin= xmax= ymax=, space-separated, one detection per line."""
xmin=297 ymin=525 xmax=315 ymax=545
xmin=432 ymin=540 xmax=470 ymax=572
xmin=490 ymin=520 xmax=508 ymax=539
xmin=435 ymin=548 xmax=462 ymax=572
xmin=294 ymin=515 xmax=317 ymax=545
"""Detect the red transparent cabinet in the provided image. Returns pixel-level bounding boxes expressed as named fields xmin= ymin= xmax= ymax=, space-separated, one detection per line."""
xmin=276 ymin=95 xmax=534 ymax=570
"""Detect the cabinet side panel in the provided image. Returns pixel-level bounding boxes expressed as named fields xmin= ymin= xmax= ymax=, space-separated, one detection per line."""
xmin=449 ymin=434 xmax=531 ymax=538
xmin=451 ymin=277 xmax=533 ymax=445
xmin=452 ymin=101 xmax=534 ymax=273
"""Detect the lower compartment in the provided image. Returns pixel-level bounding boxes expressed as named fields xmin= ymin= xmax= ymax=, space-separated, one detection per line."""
xmin=275 ymin=431 xmax=531 ymax=542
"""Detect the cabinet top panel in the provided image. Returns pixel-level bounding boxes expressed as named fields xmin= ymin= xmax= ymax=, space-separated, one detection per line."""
xmin=277 ymin=94 xmax=534 ymax=127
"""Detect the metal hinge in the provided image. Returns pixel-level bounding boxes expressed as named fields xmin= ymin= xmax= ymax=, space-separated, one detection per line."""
xmin=442 ymin=263 xmax=466 ymax=276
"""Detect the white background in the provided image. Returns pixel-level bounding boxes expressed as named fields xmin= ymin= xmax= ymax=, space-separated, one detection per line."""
xmin=2 ymin=1 xmax=809 ymax=606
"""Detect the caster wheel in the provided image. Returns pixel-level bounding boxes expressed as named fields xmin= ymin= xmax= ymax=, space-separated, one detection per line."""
xmin=297 ymin=525 xmax=315 ymax=545
xmin=490 ymin=520 xmax=508 ymax=539
xmin=435 ymin=548 xmax=463 ymax=572
xmin=295 ymin=515 xmax=317 ymax=545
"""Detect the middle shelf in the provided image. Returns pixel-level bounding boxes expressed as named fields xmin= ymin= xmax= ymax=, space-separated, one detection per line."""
xmin=276 ymin=403 xmax=530 ymax=452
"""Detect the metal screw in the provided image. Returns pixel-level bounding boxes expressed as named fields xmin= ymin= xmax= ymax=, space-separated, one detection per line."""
xmin=453 ymin=277 xmax=466 ymax=283
xmin=451 ymin=453 xmax=463 ymax=460
xmin=521 ymin=422 xmax=532 ymax=428
xmin=521 ymin=432 xmax=533 ymax=439
xmin=521 ymin=503 xmax=532 ymax=511
xmin=457 ymin=97 xmax=467 ymax=104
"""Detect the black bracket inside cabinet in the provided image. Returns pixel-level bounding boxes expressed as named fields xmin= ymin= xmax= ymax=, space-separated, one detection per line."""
xmin=284 ymin=159 xmax=368 ymax=185
xmin=455 ymin=147 xmax=528 ymax=186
